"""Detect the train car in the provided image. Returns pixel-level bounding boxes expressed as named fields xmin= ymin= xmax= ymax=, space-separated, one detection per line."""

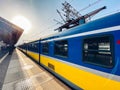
xmin=18 ymin=43 xmax=27 ymax=53
xmin=18 ymin=12 xmax=120 ymax=90
xmin=26 ymin=40 xmax=40 ymax=63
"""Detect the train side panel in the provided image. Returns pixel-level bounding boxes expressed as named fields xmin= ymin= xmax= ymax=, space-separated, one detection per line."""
xmin=40 ymin=30 xmax=120 ymax=89
xmin=18 ymin=13 xmax=120 ymax=90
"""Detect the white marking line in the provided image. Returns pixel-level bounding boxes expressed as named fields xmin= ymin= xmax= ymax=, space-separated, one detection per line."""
xmin=20 ymin=56 xmax=27 ymax=65
xmin=18 ymin=52 xmax=28 ymax=65
xmin=41 ymin=25 xmax=120 ymax=42
xmin=0 ymin=53 xmax=9 ymax=63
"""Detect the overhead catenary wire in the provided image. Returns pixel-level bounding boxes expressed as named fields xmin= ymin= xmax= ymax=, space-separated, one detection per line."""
xmin=69 ymin=0 xmax=74 ymax=3
xmin=30 ymin=23 xmax=59 ymax=40
xmin=79 ymin=0 xmax=103 ymax=12
xmin=21 ymin=22 xmax=58 ymax=44
xmin=30 ymin=0 xmax=107 ymax=39
xmin=39 ymin=9 xmax=120 ymax=40
xmin=23 ymin=0 xmax=119 ymax=43
xmin=98 ymin=9 xmax=120 ymax=18
xmin=31 ymin=0 xmax=104 ymax=40
xmin=29 ymin=16 xmax=56 ymax=36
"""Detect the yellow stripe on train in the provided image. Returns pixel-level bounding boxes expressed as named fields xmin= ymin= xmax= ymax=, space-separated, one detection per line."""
xmin=27 ymin=51 xmax=120 ymax=90
xmin=27 ymin=50 xmax=39 ymax=63
xmin=40 ymin=55 xmax=120 ymax=90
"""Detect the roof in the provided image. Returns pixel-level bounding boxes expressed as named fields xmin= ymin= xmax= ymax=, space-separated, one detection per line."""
xmin=0 ymin=17 xmax=24 ymax=45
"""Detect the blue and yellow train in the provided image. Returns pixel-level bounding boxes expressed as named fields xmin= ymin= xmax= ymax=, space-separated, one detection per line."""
xmin=18 ymin=12 xmax=120 ymax=90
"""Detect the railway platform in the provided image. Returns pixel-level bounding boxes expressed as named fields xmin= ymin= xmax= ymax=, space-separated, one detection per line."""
xmin=0 ymin=49 xmax=71 ymax=90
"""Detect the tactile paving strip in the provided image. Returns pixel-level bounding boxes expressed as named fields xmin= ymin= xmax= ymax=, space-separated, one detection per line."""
xmin=15 ymin=79 xmax=35 ymax=90
xmin=30 ymin=72 xmax=53 ymax=85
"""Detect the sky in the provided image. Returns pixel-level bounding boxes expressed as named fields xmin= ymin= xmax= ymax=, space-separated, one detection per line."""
xmin=0 ymin=0 xmax=120 ymax=45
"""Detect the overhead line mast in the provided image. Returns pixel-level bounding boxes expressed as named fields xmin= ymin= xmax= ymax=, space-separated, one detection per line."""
xmin=62 ymin=1 xmax=81 ymax=22
xmin=55 ymin=1 xmax=106 ymax=32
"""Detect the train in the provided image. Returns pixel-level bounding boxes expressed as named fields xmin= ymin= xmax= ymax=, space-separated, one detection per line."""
xmin=18 ymin=12 xmax=120 ymax=90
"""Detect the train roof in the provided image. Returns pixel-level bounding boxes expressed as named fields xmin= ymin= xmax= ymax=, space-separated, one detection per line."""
xmin=42 ymin=12 xmax=120 ymax=41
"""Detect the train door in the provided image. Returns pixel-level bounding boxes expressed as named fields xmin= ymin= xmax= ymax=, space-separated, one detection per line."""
xmin=38 ymin=40 xmax=41 ymax=64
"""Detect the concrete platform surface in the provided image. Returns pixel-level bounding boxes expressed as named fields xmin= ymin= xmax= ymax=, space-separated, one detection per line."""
xmin=2 ymin=49 xmax=71 ymax=90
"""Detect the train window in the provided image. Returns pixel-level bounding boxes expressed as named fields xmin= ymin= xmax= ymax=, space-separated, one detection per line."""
xmin=33 ymin=42 xmax=39 ymax=52
xmin=54 ymin=40 xmax=68 ymax=57
xmin=42 ymin=42 xmax=49 ymax=54
xmin=83 ymin=36 xmax=113 ymax=68
xmin=28 ymin=44 xmax=31 ymax=50
xmin=27 ymin=42 xmax=39 ymax=52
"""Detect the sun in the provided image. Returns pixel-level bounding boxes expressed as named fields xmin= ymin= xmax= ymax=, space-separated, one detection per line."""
xmin=11 ymin=15 xmax=31 ymax=32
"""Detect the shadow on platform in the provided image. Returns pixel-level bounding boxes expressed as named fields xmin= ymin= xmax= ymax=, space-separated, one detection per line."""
xmin=0 ymin=54 xmax=12 ymax=89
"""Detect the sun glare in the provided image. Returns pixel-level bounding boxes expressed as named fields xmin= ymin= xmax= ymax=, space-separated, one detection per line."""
xmin=11 ymin=15 xmax=31 ymax=32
